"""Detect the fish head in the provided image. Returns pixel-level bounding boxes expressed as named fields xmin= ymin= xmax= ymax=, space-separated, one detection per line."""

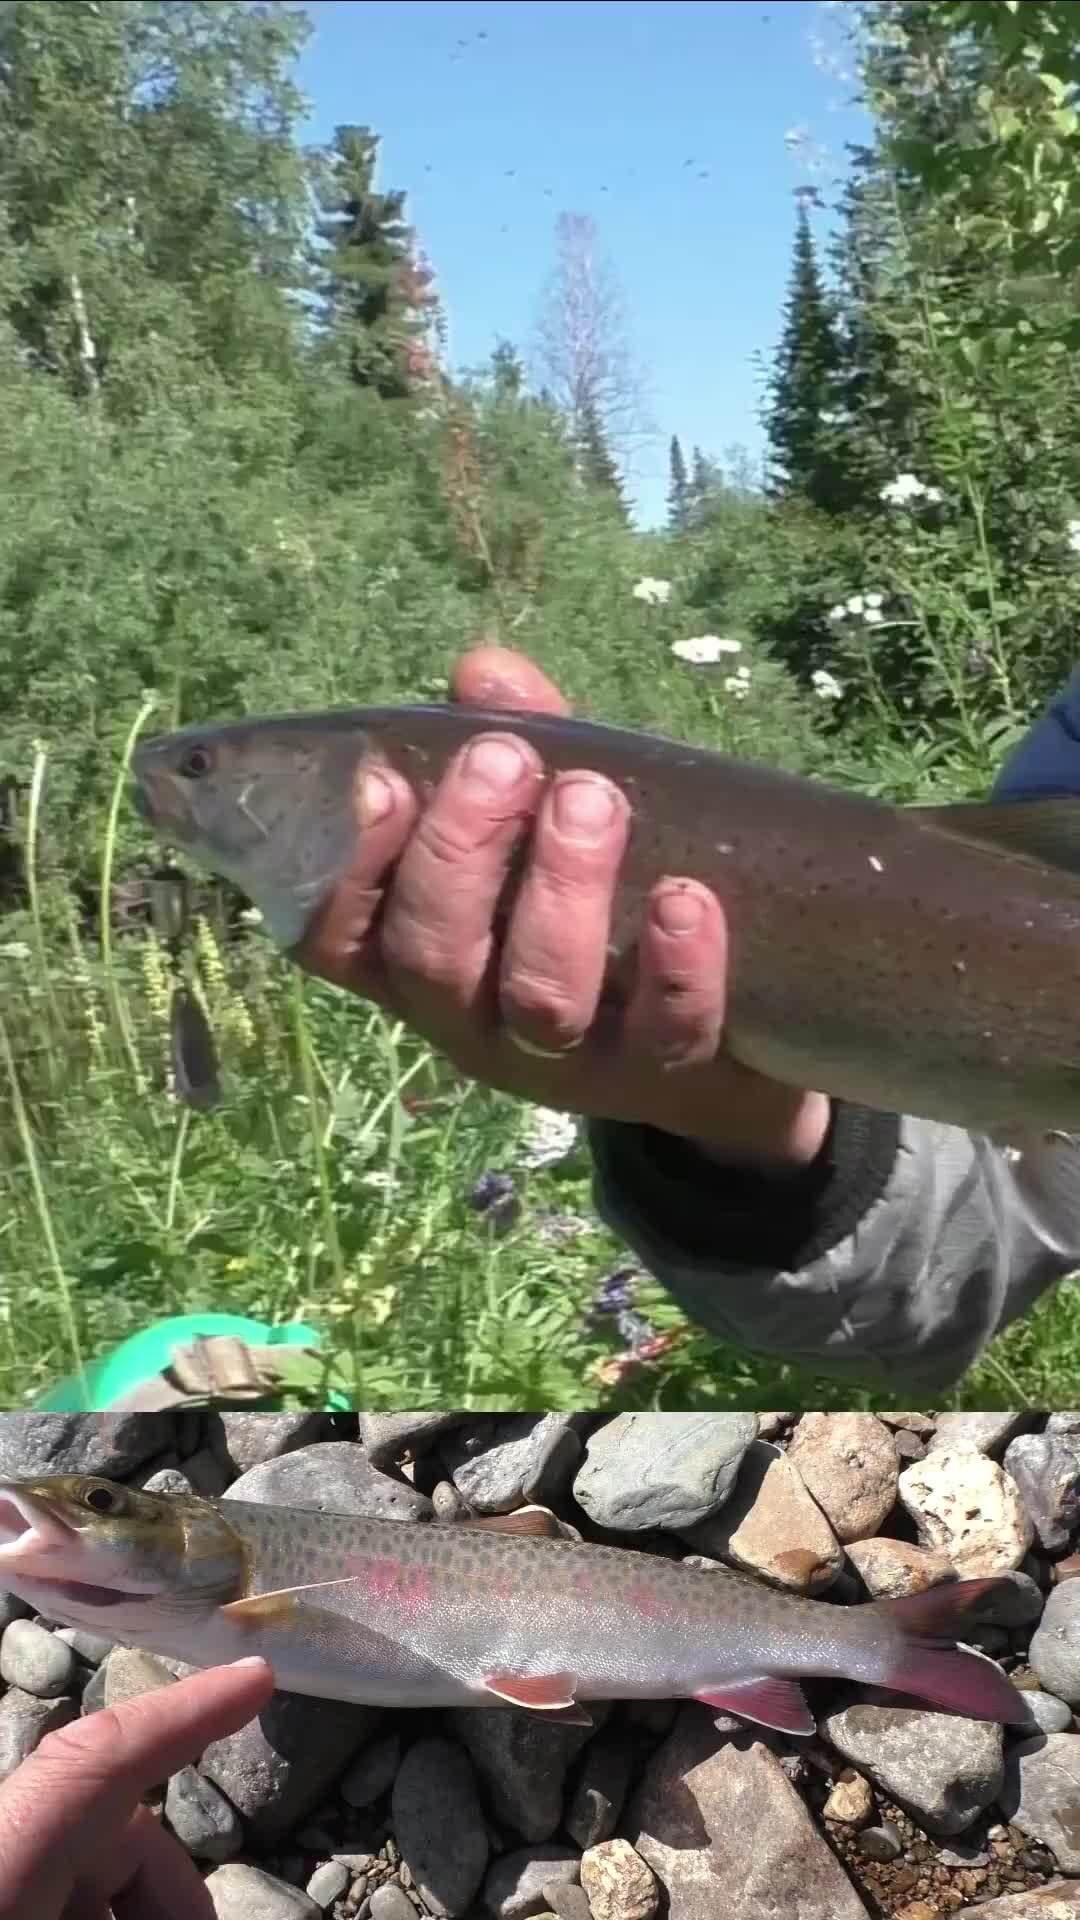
xmin=131 ymin=719 xmax=368 ymax=946
xmin=0 ymin=1477 xmax=247 ymax=1635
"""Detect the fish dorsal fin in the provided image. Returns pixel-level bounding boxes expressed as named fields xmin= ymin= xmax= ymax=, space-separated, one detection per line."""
xmin=694 ymin=1675 xmax=815 ymax=1736
xmin=911 ymin=795 xmax=1080 ymax=875
xmin=461 ymin=1506 xmax=563 ymax=1538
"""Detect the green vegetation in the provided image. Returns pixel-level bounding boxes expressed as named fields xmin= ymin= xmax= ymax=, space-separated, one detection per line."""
xmin=2 ymin=0 xmax=1080 ymax=1409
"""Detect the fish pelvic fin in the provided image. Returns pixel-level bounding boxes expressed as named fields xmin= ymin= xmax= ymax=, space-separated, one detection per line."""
xmin=482 ymin=1669 xmax=593 ymax=1725
xmin=869 ymin=1577 xmax=1029 ymax=1724
xmin=694 ymin=1676 xmax=815 ymax=1737
xmin=913 ymin=794 xmax=1080 ymax=875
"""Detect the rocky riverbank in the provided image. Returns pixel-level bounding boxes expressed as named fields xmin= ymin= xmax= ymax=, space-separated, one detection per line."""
xmin=0 ymin=1410 xmax=1078 ymax=1920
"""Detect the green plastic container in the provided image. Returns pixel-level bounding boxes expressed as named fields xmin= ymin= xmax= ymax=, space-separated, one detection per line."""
xmin=34 ymin=1313 xmax=351 ymax=1411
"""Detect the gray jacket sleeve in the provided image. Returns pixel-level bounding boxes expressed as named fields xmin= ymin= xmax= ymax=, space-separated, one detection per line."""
xmin=588 ymin=665 xmax=1080 ymax=1394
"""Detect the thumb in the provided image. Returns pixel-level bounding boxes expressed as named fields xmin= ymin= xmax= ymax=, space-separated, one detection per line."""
xmin=0 ymin=1657 xmax=273 ymax=1913
xmin=450 ymin=644 xmax=572 ymax=716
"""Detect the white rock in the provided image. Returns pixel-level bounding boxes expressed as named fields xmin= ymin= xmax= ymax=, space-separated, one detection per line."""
xmin=897 ymin=1449 xmax=1032 ymax=1574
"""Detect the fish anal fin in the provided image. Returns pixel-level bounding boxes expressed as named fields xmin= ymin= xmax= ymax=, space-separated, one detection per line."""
xmin=695 ymin=1675 xmax=815 ymax=1736
xmin=482 ymin=1669 xmax=590 ymax=1722
xmin=913 ymin=795 xmax=1080 ymax=875
xmin=463 ymin=1507 xmax=563 ymax=1538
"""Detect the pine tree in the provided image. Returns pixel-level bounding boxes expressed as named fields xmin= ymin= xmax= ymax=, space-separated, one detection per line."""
xmin=686 ymin=444 xmax=721 ymax=526
xmin=313 ymin=124 xmax=433 ymax=397
xmin=765 ymin=197 xmax=846 ymax=512
xmin=491 ymin=338 xmax=525 ymax=399
xmin=667 ymin=435 xmax=689 ymax=531
xmin=577 ymin=399 xmax=625 ymax=511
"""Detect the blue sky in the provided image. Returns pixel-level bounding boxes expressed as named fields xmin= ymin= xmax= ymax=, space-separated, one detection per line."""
xmin=296 ymin=0 xmax=871 ymax=524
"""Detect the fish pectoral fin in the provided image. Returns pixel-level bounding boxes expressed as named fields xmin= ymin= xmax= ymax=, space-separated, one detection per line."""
xmin=482 ymin=1669 xmax=592 ymax=1724
xmin=220 ymin=1577 xmax=360 ymax=1621
xmin=694 ymin=1675 xmax=816 ymax=1737
xmin=912 ymin=795 xmax=1080 ymax=874
xmin=461 ymin=1507 xmax=564 ymax=1538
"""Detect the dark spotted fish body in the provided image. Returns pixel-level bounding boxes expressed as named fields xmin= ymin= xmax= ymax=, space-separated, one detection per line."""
xmin=132 ymin=703 xmax=1080 ymax=1138
xmin=0 ymin=1478 xmax=1028 ymax=1737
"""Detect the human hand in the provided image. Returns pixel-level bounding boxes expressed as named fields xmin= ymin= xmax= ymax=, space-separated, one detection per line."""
xmin=0 ymin=1656 xmax=274 ymax=1919
xmin=296 ymin=644 xmax=830 ymax=1166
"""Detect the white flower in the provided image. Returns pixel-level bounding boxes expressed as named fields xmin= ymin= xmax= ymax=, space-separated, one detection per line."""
xmin=880 ymin=472 xmax=942 ymax=508
xmin=864 ymin=606 xmax=884 ymax=625
xmin=812 ymin=668 xmax=844 ymax=700
xmin=1067 ymin=519 xmax=1080 ymax=554
xmin=671 ymin=634 xmax=741 ymax=665
xmin=864 ymin=591 xmax=884 ymax=609
xmin=238 ymin=906 xmax=263 ymax=925
xmin=518 ymin=1106 xmax=580 ymax=1171
xmin=846 ymin=594 xmax=865 ymax=616
xmin=632 ymin=576 xmax=672 ymax=606
xmin=827 ymin=603 xmax=848 ymax=622
xmin=723 ymin=666 xmax=751 ymax=698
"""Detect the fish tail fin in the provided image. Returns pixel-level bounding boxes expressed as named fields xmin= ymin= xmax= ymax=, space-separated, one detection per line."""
xmin=868 ymin=1577 xmax=1028 ymax=1725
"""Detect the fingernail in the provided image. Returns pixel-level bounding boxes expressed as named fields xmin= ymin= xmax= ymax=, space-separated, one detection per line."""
xmin=552 ymin=777 xmax=617 ymax=842
xmin=461 ymin=734 xmax=527 ymax=794
xmin=227 ymin=1656 xmax=271 ymax=1670
xmin=358 ymin=770 xmax=394 ymax=826
xmin=653 ymin=886 xmax=705 ymax=936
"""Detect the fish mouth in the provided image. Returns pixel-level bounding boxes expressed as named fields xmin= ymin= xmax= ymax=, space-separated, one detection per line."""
xmin=0 ymin=1484 xmax=153 ymax=1607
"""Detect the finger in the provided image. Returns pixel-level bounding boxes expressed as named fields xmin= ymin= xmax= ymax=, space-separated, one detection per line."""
xmin=380 ymin=733 xmax=544 ymax=1026
xmin=293 ymin=765 xmax=418 ymax=994
xmin=499 ymin=772 xmax=629 ymax=1054
xmin=0 ymin=1659 xmax=272 ymax=1916
xmin=451 ymin=645 xmax=572 ymax=716
xmin=624 ymin=879 xmax=727 ymax=1067
xmin=108 ymin=1805 xmax=215 ymax=1920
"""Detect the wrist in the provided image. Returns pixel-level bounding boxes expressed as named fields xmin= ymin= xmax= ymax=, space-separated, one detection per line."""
xmin=685 ymin=1089 xmax=832 ymax=1171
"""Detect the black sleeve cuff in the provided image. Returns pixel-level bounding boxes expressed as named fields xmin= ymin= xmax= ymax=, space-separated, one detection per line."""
xmin=588 ymin=1100 xmax=902 ymax=1272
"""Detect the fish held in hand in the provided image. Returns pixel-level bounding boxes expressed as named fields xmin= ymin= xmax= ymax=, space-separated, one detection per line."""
xmin=131 ymin=704 xmax=1080 ymax=1138
xmin=0 ymin=1477 xmax=1029 ymax=1737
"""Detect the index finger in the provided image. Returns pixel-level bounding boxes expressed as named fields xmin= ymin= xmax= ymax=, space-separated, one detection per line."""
xmin=0 ymin=1659 xmax=273 ymax=1912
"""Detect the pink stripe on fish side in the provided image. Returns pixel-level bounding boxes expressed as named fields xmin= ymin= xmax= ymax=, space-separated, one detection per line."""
xmin=343 ymin=1556 xmax=433 ymax=1617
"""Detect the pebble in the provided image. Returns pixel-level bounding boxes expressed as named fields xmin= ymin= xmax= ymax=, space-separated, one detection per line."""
xmin=786 ymin=1412 xmax=899 ymax=1543
xmin=341 ymin=1731 xmax=401 ymax=1808
xmin=822 ymin=1771 xmax=874 ymax=1825
xmin=306 ymin=1860 xmax=350 ymax=1909
xmin=927 ymin=1413 xmax=1032 ymax=1456
xmin=391 ymin=1735 xmax=489 ymax=1916
xmin=844 ymin=1538 xmax=953 ymax=1599
xmin=142 ymin=1467 xmax=196 ymax=1497
xmin=680 ymin=1443 xmax=842 ymax=1592
xmin=579 ymin=1839 xmax=658 ymax=1920
xmin=482 ymin=1846 xmax=581 ymax=1920
xmin=821 ymin=1702 xmax=1004 ymax=1835
xmin=1003 ymin=1432 xmax=1080 ymax=1550
xmin=201 ymin=1692 xmax=380 ymax=1843
xmin=897 ymin=1449 xmax=1033 ymax=1574
xmin=0 ymin=1413 xmax=175 ymax=1478
xmin=450 ymin=1704 xmax=600 ymax=1843
xmin=955 ymin=1888 xmax=1080 ymax=1918
xmin=225 ymin=1443 xmax=432 ymax=1522
xmin=1045 ymin=1413 xmax=1080 ymax=1434
xmin=165 ymin=1765 xmax=244 ymax=1861
xmin=103 ymin=1647 xmax=178 ymax=1709
xmin=565 ymin=1729 xmax=636 ymax=1848
xmin=856 ymin=1822 xmax=902 ymax=1862
xmin=358 ymin=1413 xmax=467 ymax=1472
xmin=0 ymin=1618 xmax=77 ymax=1697
xmin=573 ymin=1413 xmax=757 ymax=1532
xmin=211 ymin=1413 xmax=332 ymax=1474
xmin=625 ymin=1704 xmax=870 ymax=1919
xmin=55 ymin=1626 xmax=116 ymax=1666
xmin=1017 ymin=1689 xmax=1073 ymax=1733
xmin=1003 ymin=1733 xmax=1080 ymax=1872
xmin=204 ymin=1863 xmax=321 ymax=1919
xmin=444 ymin=1415 xmax=583 ymax=1513
xmin=369 ymin=1889 xmax=418 ymax=1920
xmin=1030 ymin=1581 xmax=1080 ymax=1704
xmin=0 ymin=1688 xmax=78 ymax=1780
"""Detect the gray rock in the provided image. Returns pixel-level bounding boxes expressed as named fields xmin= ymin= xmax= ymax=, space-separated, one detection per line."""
xmin=142 ymin=1467 xmax=196 ymax=1497
xmin=625 ymin=1708 xmax=870 ymax=1919
xmin=341 ymin=1730 xmax=401 ymax=1807
xmin=359 ymin=1414 xmax=467 ymax=1471
xmin=928 ymin=1413 xmax=1033 ymax=1457
xmin=565 ymin=1728 xmax=635 ymax=1848
xmin=0 ymin=1591 xmax=31 ymax=1631
xmin=543 ymin=1887 xmax=592 ymax=1920
xmin=444 ymin=1416 xmax=583 ymax=1514
xmin=786 ymin=1413 xmax=899 ymax=1545
xmin=370 ymin=1889 xmax=423 ymax=1920
xmin=1004 ymin=1434 xmax=1080 ymax=1551
xmin=1046 ymin=1414 xmax=1080 ymax=1434
xmin=211 ymin=1413 xmax=333 ymax=1476
xmin=225 ymin=1443 xmax=431 ymax=1521
xmin=1031 ymin=1581 xmax=1080 ymax=1704
xmin=0 ymin=1413 xmax=174 ymax=1478
xmin=573 ymin=1414 xmax=756 ymax=1532
xmin=306 ymin=1860 xmax=350 ymax=1909
xmin=451 ymin=1703 xmax=603 ymax=1844
xmin=80 ymin=1662 xmax=108 ymax=1715
xmin=177 ymin=1446 xmax=231 ymax=1496
xmin=55 ymin=1627 xmax=115 ymax=1666
xmin=391 ymin=1735 xmax=488 ymax=1916
xmin=164 ymin=1765 xmax=243 ymax=1861
xmin=954 ymin=1889 xmax=1080 ymax=1917
xmin=0 ymin=1688 xmax=78 ymax=1779
xmin=201 ymin=1692 xmax=380 ymax=1843
xmin=856 ymin=1823 xmax=902 ymax=1862
xmin=103 ymin=1646 xmax=178 ymax=1709
xmin=0 ymin=1619 xmax=77 ymax=1697
xmin=1002 ymin=1733 xmax=1080 ymax=1872
xmin=821 ymin=1702 xmax=1003 ymax=1835
xmin=483 ymin=1846 xmax=580 ymax=1920
xmin=204 ymin=1863 xmax=321 ymax=1919
xmin=1019 ymin=1690 xmax=1074 ymax=1734
xmin=968 ymin=1568 xmax=1046 ymax=1627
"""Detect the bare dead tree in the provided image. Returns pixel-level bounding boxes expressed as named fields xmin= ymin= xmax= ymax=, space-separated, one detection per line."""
xmin=533 ymin=212 xmax=651 ymax=474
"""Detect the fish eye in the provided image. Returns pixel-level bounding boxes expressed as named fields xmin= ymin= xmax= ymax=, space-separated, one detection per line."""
xmin=177 ymin=744 xmax=214 ymax=780
xmin=83 ymin=1483 xmax=121 ymax=1515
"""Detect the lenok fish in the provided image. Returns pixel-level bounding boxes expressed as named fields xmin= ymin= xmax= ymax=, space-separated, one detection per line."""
xmin=132 ymin=703 xmax=1080 ymax=1139
xmin=0 ymin=1477 xmax=1028 ymax=1735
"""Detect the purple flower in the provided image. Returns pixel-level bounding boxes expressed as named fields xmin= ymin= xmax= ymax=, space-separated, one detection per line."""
xmin=615 ymin=1307 xmax=657 ymax=1350
xmin=582 ymin=1264 xmax=639 ymax=1330
xmin=466 ymin=1170 xmax=520 ymax=1236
